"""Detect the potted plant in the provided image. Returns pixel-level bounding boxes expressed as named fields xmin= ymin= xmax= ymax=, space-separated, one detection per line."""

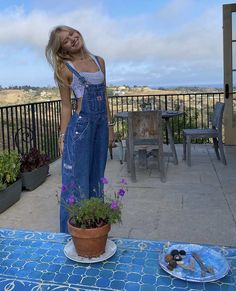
xmin=20 ymin=147 xmax=50 ymax=191
xmin=113 ymin=131 xmax=125 ymax=164
xmin=113 ymin=120 xmax=128 ymax=164
xmin=140 ymin=101 xmax=152 ymax=111
xmin=63 ymin=177 xmax=127 ymax=258
xmin=0 ymin=151 xmax=22 ymax=213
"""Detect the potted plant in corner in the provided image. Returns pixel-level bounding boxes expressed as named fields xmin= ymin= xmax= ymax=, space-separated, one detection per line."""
xmin=20 ymin=148 xmax=50 ymax=191
xmin=63 ymin=177 xmax=127 ymax=258
xmin=0 ymin=151 xmax=22 ymax=213
xmin=113 ymin=131 xmax=125 ymax=164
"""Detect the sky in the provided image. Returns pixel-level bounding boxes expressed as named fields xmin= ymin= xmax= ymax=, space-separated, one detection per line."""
xmin=0 ymin=0 xmax=234 ymax=88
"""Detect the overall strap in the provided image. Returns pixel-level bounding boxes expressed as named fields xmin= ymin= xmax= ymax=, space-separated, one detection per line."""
xmin=93 ymin=55 xmax=102 ymax=71
xmin=65 ymin=62 xmax=86 ymax=83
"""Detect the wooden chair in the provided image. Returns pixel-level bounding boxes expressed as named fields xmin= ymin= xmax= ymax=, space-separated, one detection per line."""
xmin=126 ymin=111 xmax=166 ymax=182
xmin=183 ymin=102 xmax=227 ymax=166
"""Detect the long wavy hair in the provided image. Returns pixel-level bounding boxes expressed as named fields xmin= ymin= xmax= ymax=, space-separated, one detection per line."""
xmin=45 ymin=25 xmax=89 ymax=86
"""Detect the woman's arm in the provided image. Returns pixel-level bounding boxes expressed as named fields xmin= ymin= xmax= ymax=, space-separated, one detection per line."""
xmin=98 ymin=57 xmax=114 ymax=145
xmin=58 ymin=68 xmax=72 ymax=154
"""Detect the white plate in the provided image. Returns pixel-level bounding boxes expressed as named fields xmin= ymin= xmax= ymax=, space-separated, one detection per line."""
xmin=159 ymin=243 xmax=230 ymax=282
xmin=64 ymin=239 xmax=117 ymax=263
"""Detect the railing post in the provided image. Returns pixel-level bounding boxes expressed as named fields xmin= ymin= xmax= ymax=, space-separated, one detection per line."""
xmin=31 ymin=103 xmax=37 ymax=149
xmin=164 ymin=95 xmax=169 ymax=144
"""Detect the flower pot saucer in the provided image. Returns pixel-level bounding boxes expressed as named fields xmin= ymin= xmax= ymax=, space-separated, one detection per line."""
xmin=64 ymin=239 xmax=117 ymax=263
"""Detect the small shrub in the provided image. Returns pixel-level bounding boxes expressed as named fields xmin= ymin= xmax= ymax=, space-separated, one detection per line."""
xmin=0 ymin=151 xmax=21 ymax=191
xmin=20 ymin=148 xmax=50 ymax=173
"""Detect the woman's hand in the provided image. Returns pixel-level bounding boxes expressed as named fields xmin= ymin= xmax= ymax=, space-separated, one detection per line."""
xmin=59 ymin=138 xmax=64 ymax=156
xmin=108 ymin=126 xmax=114 ymax=147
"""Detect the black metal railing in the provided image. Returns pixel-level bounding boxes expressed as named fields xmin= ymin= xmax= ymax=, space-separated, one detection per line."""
xmin=109 ymin=92 xmax=225 ymax=143
xmin=0 ymin=100 xmax=61 ymax=161
xmin=0 ymin=91 xmax=226 ymax=160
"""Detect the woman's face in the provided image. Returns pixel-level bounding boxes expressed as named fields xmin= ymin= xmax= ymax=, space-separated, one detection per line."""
xmin=59 ymin=29 xmax=83 ymax=54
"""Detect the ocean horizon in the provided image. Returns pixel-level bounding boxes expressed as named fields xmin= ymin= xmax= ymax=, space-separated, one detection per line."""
xmin=151 ymin=83 xmax=224 ymax=90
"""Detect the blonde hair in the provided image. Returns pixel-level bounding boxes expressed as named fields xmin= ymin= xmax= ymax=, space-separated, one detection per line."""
xmin=45 ymin=25 xmax=89 ymax=86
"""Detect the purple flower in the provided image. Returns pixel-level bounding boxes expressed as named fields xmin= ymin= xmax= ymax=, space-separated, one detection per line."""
xmin=61 ymin=184 xmax=67 ymax=193
xmin=101 ymin=177 xmax=109 ymax=184
xmin=111 ymin=200 xmax=119 ymax=209
xmin=67 ymin=195 xmax=76 ymax=205
xmin=117 ymin=188 xmax=125 ymax=197
xmin=120 ymin=178 xmax=127 ymax=185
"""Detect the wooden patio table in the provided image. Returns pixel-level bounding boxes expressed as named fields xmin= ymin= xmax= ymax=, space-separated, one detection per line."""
xmin=115 ymin=110 xmax=183 ymax=165
xmin=0 ymin=228 xmax=234 ymax=290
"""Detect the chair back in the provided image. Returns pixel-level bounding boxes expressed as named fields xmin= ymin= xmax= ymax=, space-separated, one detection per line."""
xmin=212 ymin=102 xmax=225 ymax=132
xmin=128 ymin=111 xmax=163 ymax=145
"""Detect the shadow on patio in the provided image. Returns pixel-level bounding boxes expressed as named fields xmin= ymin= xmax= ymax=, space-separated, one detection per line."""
xmin=0 ymin=144 xmax=236 ymax=247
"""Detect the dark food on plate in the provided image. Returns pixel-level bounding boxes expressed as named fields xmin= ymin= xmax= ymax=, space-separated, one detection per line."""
xmin=179 ymin=250 xmax=186 ymax=256
xmin=170 ymin=249 xmax=179 ymax=257
xmin=165 ymin=249 xmax=186 ymax=270
xmin=173 ymin=254 xmax=182 ymax=261
xmin=169 ymin=260 xmax=177 ymax=268
xmin=164 ymin=254 xmax=173 ymax=263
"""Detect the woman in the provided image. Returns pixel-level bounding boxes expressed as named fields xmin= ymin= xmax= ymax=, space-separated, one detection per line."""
xmin=45 ymin=25 xmax=114 ymax=233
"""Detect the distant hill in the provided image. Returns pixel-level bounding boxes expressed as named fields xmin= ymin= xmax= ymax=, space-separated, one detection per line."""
xmin=0 ymin=88 xmax=59 ymax=106
xmin=0 ymin=86 xmax=224 ymax=106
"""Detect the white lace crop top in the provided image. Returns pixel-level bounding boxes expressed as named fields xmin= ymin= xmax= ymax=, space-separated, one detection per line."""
xmin=69 ymin=54 xmax=104 ymax=99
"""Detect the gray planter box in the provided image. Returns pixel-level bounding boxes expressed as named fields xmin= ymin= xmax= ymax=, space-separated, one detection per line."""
xmin=21 ymin=164 xmax=49 ymax=191
xmin=0 ymin=179 xmax=22 ymax=214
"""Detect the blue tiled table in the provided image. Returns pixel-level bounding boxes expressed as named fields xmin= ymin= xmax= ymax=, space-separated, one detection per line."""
xmin=0 ymin=228 xmax=235 ymax=291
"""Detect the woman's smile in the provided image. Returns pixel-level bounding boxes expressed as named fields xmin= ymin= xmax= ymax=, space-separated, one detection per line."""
xmin=72 ymin=38 xmax=79 ymax=47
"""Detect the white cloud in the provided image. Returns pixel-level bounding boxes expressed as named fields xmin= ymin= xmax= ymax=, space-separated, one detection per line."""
xmin=157 ymin=0 xmax=194 ymax=20
xmin=0 ymin=2 xmax=227 ymax=86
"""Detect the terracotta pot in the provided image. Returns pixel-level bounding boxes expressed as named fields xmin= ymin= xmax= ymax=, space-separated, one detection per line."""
xmin=67 ymin=221 xmax=111 ymax=258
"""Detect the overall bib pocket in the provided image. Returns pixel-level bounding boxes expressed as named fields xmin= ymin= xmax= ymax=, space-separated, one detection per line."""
xmin=86 ymin=85 xmax=106 ymax=113
xmin=88 ymin=95 xmax=106 ymax=112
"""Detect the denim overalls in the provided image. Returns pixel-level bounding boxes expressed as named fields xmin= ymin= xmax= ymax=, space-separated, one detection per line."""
xmin=60 ymin=59 xmax=108 ymax=233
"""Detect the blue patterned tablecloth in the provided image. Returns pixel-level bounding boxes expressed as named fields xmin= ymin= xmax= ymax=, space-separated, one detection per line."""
xmin=0 ymin=228 xmax=235 ymax=290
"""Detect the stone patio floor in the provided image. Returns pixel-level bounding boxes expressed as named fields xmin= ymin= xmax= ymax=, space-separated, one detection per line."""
xmin=0 ymin=144 xmax=236 ymax=247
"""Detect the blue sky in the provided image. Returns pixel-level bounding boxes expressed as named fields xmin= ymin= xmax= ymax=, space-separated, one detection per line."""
xmin=0 ymin=0 xmax=234 ymax=87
